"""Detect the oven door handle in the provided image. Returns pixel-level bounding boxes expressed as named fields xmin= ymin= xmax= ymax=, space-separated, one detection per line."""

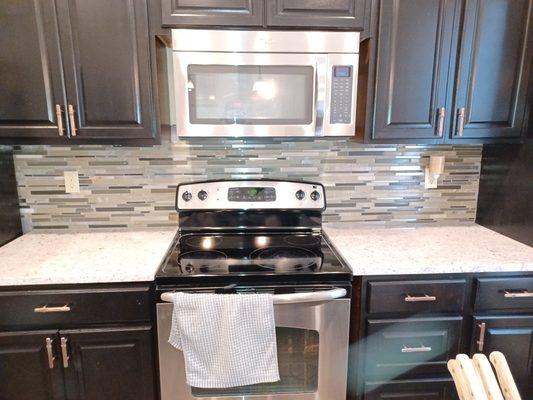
xmin=160 ymin=288 xmax=347 ymax=305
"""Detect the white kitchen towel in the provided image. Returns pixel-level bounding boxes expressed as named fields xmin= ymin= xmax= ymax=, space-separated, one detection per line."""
xmin=168 ymin=292 xmax=280 ymax=388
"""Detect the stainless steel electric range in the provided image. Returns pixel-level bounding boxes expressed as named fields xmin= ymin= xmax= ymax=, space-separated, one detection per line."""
xmin=155 ymin=179 xmax=352 ymax=400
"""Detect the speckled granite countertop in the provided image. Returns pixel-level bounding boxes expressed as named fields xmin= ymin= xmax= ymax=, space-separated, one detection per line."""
xmin=0 ymin=230 xmax=176 ymax=286
xmin=324 ymin=224 xmax=533 ymax=276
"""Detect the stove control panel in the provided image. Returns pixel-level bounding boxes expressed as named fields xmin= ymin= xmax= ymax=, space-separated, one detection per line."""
xmin=177 ymin=180 xmax=325 ymax=210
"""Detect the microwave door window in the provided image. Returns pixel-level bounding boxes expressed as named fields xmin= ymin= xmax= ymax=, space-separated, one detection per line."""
xmin=187 ymin=65 xmax=314 ymax=125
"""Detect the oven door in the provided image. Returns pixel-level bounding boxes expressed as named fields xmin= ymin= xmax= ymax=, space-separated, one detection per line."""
xmin=173 ymin=52 xmax=330 ymax=137
xmin=156 ymin=291 xmax=350 ymax=400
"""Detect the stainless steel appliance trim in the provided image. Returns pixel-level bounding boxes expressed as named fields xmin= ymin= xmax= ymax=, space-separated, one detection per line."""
xmin=176 ymin=181 xmax=325 ymax=210
xmin=157 ymin=298 xmax=350 ymax=400
xmin=160 ymin=288 xmax=346 ymax=305
xmin=172 ymin=30 xmax=360 ymax=53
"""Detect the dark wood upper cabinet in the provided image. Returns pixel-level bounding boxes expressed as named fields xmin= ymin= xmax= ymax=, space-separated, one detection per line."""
xmin=471 ymin=316 xmax=533 ymax=398
xmin=451 ymin=0 xmax=532 ymax=141
xmin=266 ymin=0 xmax=366 ymax=29
xmin=0 ymin=0 xmax=66 ymax=140
xmin=0 ymin=331 xmax=65 ymax=400
xmin=56 ymin=0 xmax=156 ymax=141
xmin=62 ymin=326 xmax=156 ymax=400
xmin=371 ymin=0 xmax=459 ymax=142
xmin=161 ymin=0 xmax=264 ymax=27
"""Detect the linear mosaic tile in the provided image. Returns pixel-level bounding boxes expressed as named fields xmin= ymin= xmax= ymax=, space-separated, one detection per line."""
xmin=13 ymin=138 xmax=482 ymax=231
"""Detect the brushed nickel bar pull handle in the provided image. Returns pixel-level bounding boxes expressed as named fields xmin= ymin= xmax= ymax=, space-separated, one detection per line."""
xmin=34 ymin=305 xmax=71 ymax=313
xmin=401 ymin=344 xmax=432 ymax=353
xmin=477 ymin=322 xmax=487 ymax=352
xmin=456 ymin=107 xmax=465 ymax=137
xmin=46 ymin=337 xmax=55 ymax=369
xmin=68 ymin=104 xmax=77 ymax=137
xmin=60 ymin=337 xmax=69 ymax=368
xmin=404 ymin=294 xmax=437 ymax=302
xmin=436 ymin=107 xmax=446 ymax=137
xmin=55 ymin=105 xmax=64 ymax=136
xmin=504 ymin=290 xmax=533 ymax=298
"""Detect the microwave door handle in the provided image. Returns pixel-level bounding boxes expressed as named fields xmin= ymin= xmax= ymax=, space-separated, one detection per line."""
xmin=160 ymin=288 xmax=347 ymax=305
xmin=314 ymin=58 xmax=326 ymax=136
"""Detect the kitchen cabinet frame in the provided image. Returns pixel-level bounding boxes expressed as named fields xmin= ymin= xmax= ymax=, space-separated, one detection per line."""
xmin=349 ymin=271 xmax=533 ymax=400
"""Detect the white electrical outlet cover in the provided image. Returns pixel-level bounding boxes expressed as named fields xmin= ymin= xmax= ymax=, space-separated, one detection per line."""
xmin=424 ymin=167 xmax=438 ymax=189
xmin=64 ymin=171 xmax=80 ymax=193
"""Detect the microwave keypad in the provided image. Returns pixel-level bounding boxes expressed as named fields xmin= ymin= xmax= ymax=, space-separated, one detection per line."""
xmin=330 ymin=66 xmax=353 ymax=124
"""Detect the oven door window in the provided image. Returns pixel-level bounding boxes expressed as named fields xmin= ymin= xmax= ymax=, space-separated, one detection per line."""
xmin=187 ymin=65 xmax=314 ymax=125
xmin=191 ymin=327 xmax=319 ymax=397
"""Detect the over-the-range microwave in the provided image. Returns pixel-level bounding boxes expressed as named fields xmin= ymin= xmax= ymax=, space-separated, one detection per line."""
xmin=171 ymin=29 xmax=360 ymax=137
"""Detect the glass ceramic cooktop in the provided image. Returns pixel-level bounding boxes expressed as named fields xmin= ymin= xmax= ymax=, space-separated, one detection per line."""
xmin=157 ymin=232 xmax=350 ymax=279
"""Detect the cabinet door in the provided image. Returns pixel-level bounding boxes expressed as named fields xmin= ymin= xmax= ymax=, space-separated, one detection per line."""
xmin=56 ymin=0 xmax=156 ymax=141
xmin=451 ymin=0 xmax=532 ymax=140
xmin=0 ymin=0 xmax=66 ymax=140
xmin=472 ymin=316 xmax=533 ymax=398
xmin=62 ymin=326 xmax=155 ymax=400
xmin=161 ymin=0 xmax=264 ymax=27
xmin=372 ymin=0 xmax=459 ymax=142
xmin=266 ymin=0 xmax=366 ymax=29
xmin=0 ymin=331 xmax=65 ymax=400
xmin=364 ymin=378 xmax=458 ymax=400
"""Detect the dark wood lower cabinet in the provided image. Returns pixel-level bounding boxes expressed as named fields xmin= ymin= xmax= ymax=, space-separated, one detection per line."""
xmin=62 ymin=326 xmax=155 ymax=400
xmin=364 ymin=378 xmax=458 ymax=400
xmin=0 ymin=331 xmax=65 ymax=400
xmin=471 ymin=316 xmax=533 ymax=399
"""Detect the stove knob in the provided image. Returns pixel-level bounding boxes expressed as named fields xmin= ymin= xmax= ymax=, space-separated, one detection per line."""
xmin=198 ymin=190 xmax=208 ymax=201
xmin=310 ymin=190 xmax=321 ymax=201
xmin=295 ymin=190 xmax=305 ymax=200
xmin=182 ymin=191 xmax=192 ymax=202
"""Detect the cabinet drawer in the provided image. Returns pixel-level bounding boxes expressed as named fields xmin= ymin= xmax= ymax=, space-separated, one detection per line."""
xmin=475 ymin=277 xmax=533 ymax=311
xmin=367 ymin=279 xmax=466 ymax=314
xmin=365 ymin=317 xmax=462 ymax=378
xmin=364 ymin=378 xmax=458 ymax=400
xmin=0 ymin=286 xmax=151 ymax=329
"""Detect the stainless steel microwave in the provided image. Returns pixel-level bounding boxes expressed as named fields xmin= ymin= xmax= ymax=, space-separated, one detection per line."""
xmin=171 ymin=29 xmax=360 ymax=137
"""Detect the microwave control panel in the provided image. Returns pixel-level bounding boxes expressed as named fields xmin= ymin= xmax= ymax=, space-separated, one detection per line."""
xmin=330 ymin=66 xmax=353 ymax=124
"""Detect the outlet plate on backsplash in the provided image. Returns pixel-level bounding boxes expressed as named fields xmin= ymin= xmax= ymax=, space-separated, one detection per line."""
xmin=13 ymin=139 xmax=482 ymax=232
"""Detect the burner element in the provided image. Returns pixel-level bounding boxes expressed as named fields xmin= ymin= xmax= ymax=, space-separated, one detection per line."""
xmin=177 ymin=250 xmax=228 ymax=273
xmin=250 ymin=246 xmax=320 ymax=271
xmin=183 ymin=236 xmax=222 ymax=249
xmin=283 ymin=235 xmax=321 ymax=247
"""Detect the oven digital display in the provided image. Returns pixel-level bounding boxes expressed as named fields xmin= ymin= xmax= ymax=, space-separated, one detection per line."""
xmin=228 ymin=187 xmax=276 ymax=202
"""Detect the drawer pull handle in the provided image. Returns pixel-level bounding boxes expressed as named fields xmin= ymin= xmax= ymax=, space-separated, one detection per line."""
xmin=60 ymin=337 xmax=69 ymax=368
xmin=55 ymin=104 xmax=64 ymax=136
xmin=404 ymin=294 xmax=437 ymax=302
xmin=401 ymin=344 xmax=432 ymax=353
xmin=34 ymin=305 xmax=71 ymax=313
xmin=477 ymin=322 xmax=486 ymax=352
xmin=504 ymin=290 xmax=533 ymax=298
xmin=46 ymin=337 xmax=55 ymax=369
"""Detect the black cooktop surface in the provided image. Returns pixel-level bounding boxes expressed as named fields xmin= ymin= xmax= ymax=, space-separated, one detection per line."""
xmin=156 ymin=231 xmax=351 ymax=284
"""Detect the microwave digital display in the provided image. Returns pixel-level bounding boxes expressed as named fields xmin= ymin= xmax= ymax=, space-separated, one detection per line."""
xmin=334 ymin=66 xmax=351 ymax=77
xmin=228 ymin=187 xmax=276 ymax=202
